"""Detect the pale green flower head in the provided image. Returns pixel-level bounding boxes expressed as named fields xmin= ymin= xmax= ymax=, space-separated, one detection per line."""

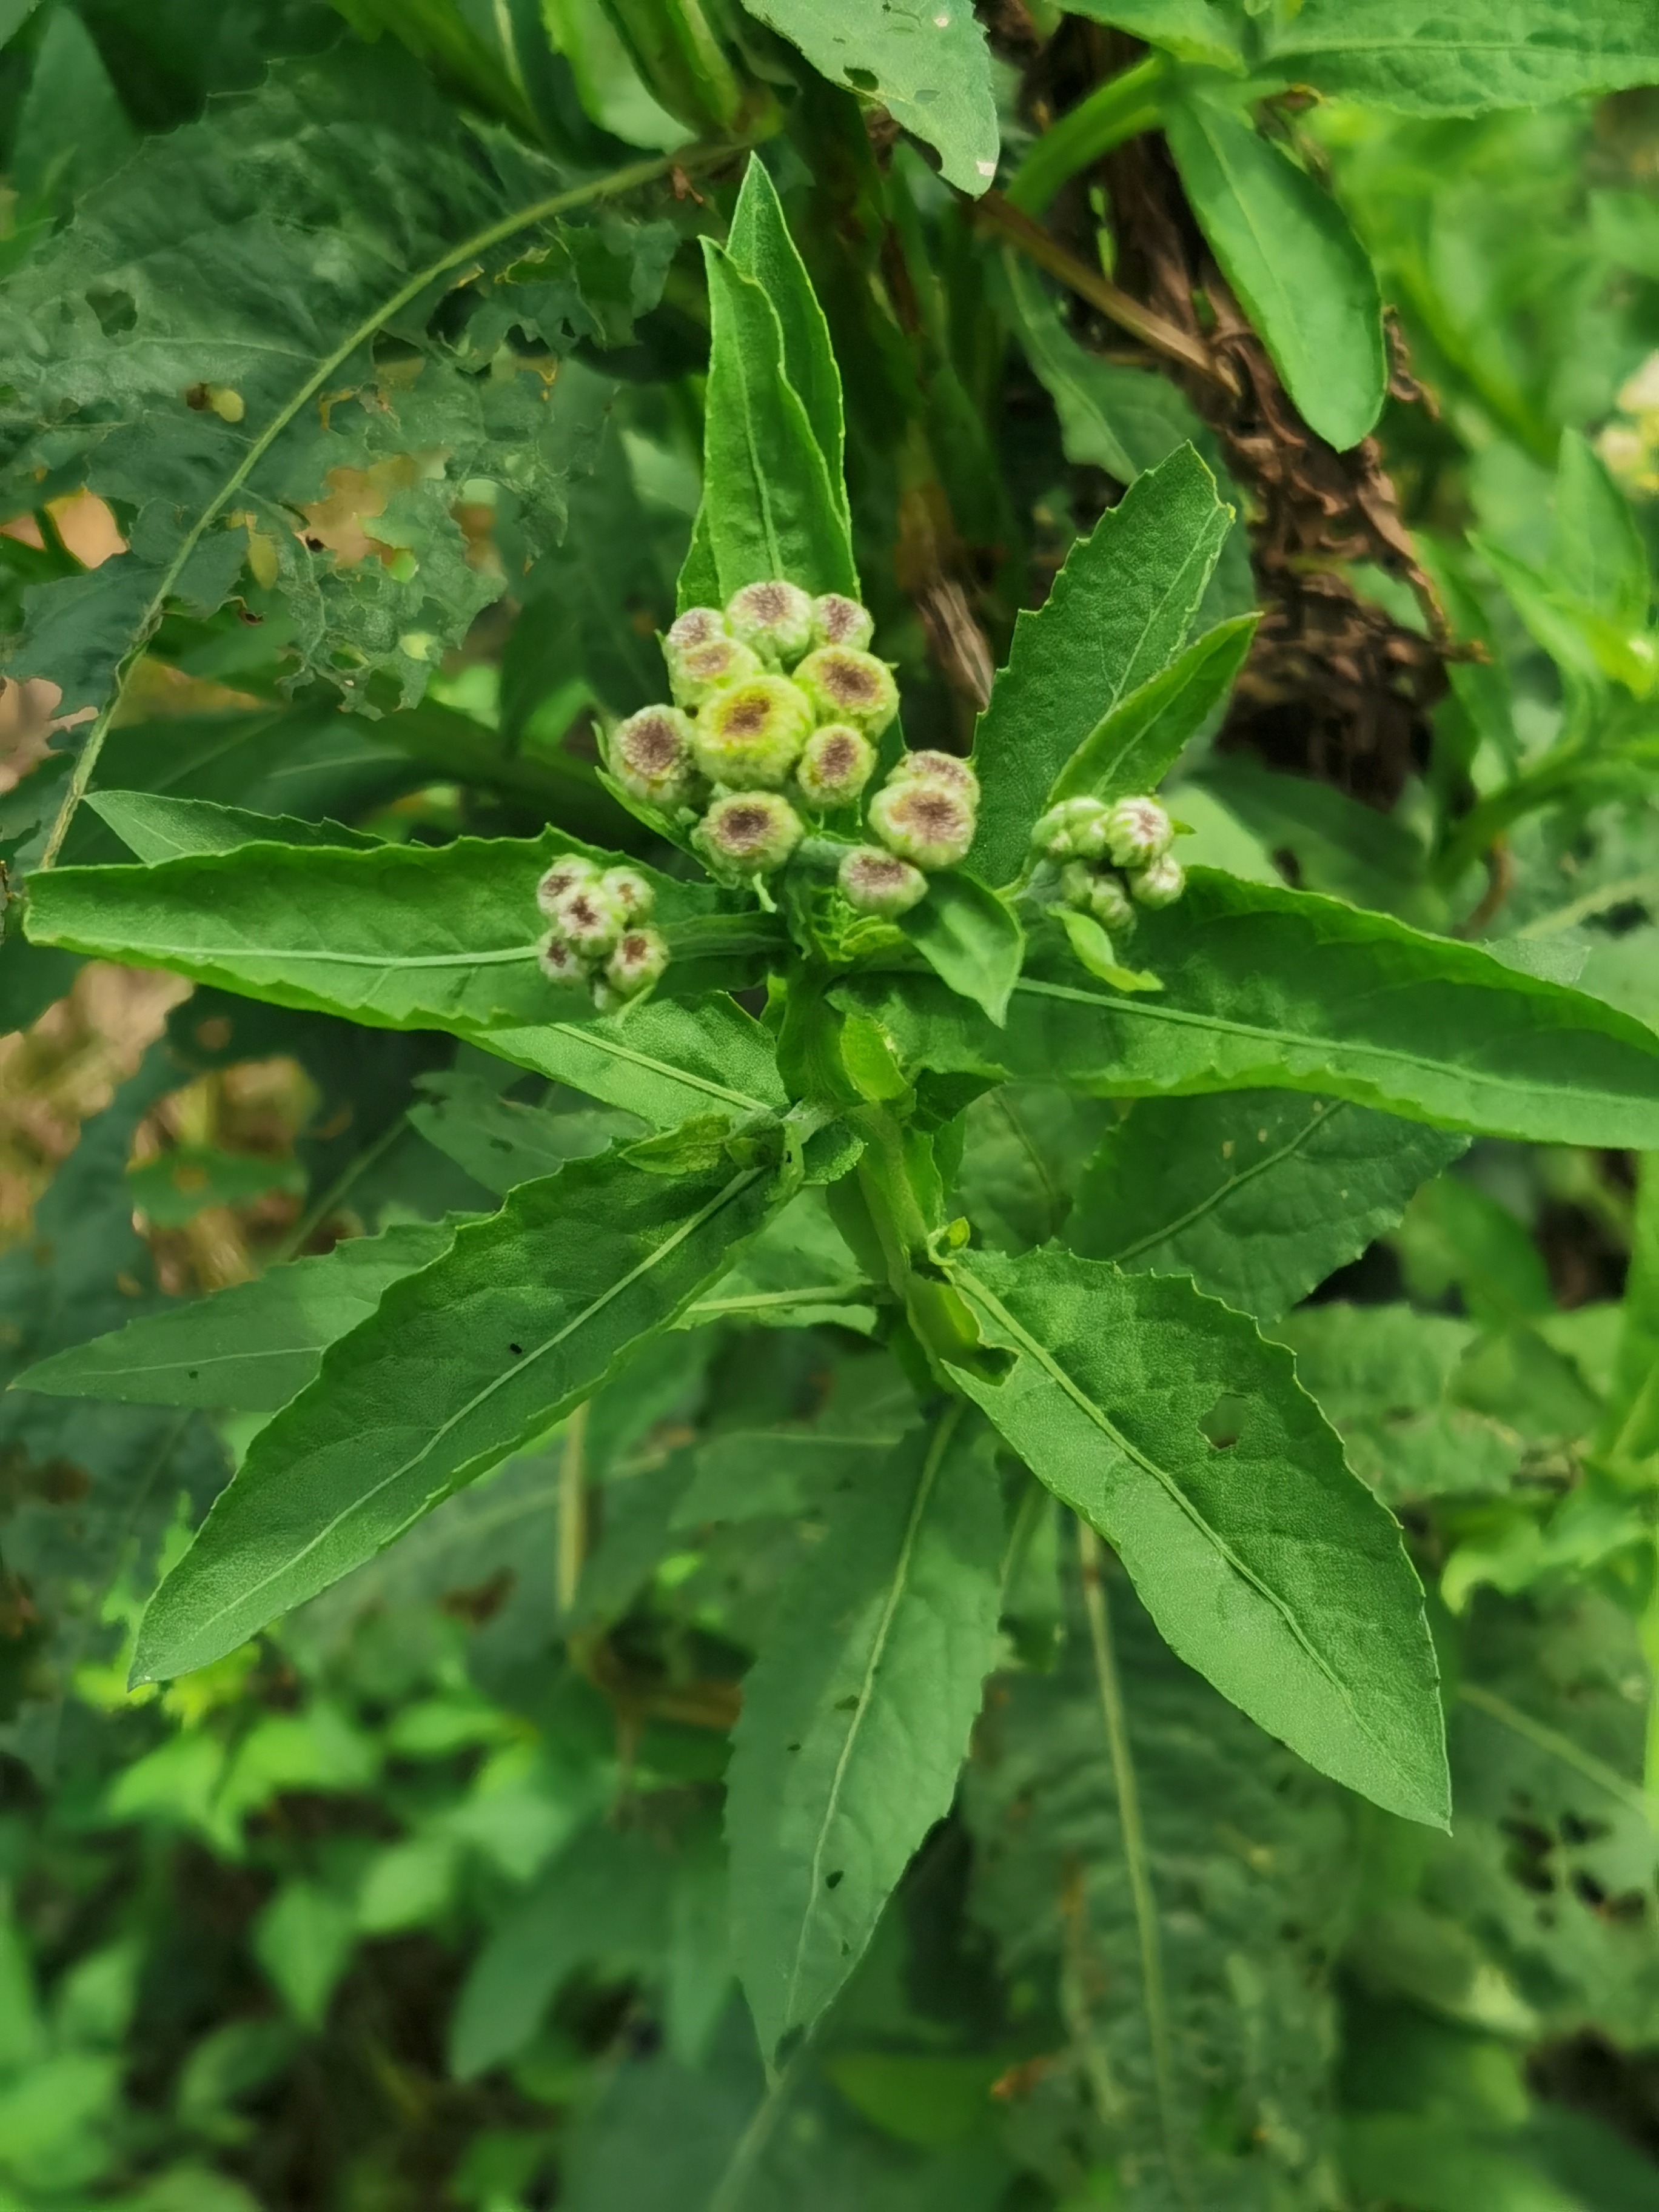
xmin=868 ymin=774 xmax=975 ymax=871
xmin=664 ymin=606 xmax=729 ymax=665
xmin=599 ymin=865 xmax=654 ymax=923
xmin=839 ymin=844 xmax=928 ymax=917
xmin=1130 ymin=851 xmax=1185 ymax=908
xmin=1105 ymin=796 xmax=1174 ymax=870
xmin=796 ymin=723 xmax=876 ymax=809
xmin=609 ymin=706 xmax=698 ymax=811
xmin=603 ymin=924 xmax=670 ymax=1003
xmin=549 ymin=877 xmax=626 ymax=957
xmin=671 ymin=635 xmax=763 ymax=709
xmin=1060 ymin=860 xmax=1134 ymax=930
xmin=694 ymin=790 xmax=804 ymax=878
xmin=812 ymin=592 xmax=875 ymax=652
xmin=890 ymin=748 xmax=979 ymax=805
xmin=535 ymin=853 xmax=602 ymax=920
xmin=1031 ymin=795 xmax=1110 ymax=862
xmin=537 ymin=932 xmax=586 ymax=987
xmin=793 ymin=646 xmax=899 ymax=738
xmin=694 ymin=675 xmax=814 ymax=788
xmin=726 ymin=578 xmax=815 ymax=665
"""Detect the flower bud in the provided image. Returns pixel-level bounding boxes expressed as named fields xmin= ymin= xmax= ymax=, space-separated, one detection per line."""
xmin=839 ymin=844 xmax=928 ymax=917
xmin=813 ymin=592 xmax=875 ymax=651
xmin=665 ymin=606 xmax=729 ymax=663
xmin=1031 ymin=795 xmax=1110 ymax=862
xmin=889 ymin=748 xmax=980 ymax=805
xmin=793 ymin=646 xmax=899 ymax=738
xmin=1060 ymin=861 xmax=1135 ymax=931
xmin=1129 ymin=852 xmax=1185 ymax=908
xmin=610 ymin=705 xmax=697 ymax=810
xmin=535 ymin=853 xmax=601 ymax=919
xmin=600 ymin=865 xmax=654 ymax=923
xmin=550 ymin=877 xmax=626 ymax=958
xmin=603 ymin=925 xmax=670 ymax=1002
xmin=795 ymin=722 xmax=875 ymax=809
xmin=1104 ymin=796 xmax=1174 ymax=870
xmin=693 ymin=675 xmax=813 ymax=789
xmin=726 ymin=578 xmax=815 ymax=665
xmin=694 ymin=791 xmax=803 ymax=877
xmin=538 ymin=933 xmax=585 ymax=986
xmin=670 ymin=636 xmax=763 ymax=709
xmin=868 ymin=776 xmax=976 ymax=871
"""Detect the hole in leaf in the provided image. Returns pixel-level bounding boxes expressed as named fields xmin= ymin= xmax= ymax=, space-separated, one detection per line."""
xmin=844 ymin=65 xmax=878 ymax=89
xmin=1199 ymin=1395 xmax=1247 ymax=1450
xmin=508 ymin=1344 xmax=523 ymax=1357
xmin=833 ymin=1695 xmax=859 ymax=1712
xmin=825 ymin=1870 xmax=845 ymax=1890
xmin=87 ymin=284 xmax=136 ymax=337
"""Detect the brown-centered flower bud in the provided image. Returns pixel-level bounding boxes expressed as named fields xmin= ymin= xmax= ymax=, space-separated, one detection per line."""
xmin=1031 ymin=796 xmax=1110 ymax=862
xmin=665 ymin=606 xmax=729 ymax=663
xmin=599 ymin=865 xmax=654 ymax=923
xmin=609 ymin=705 xmax=697 ymax=811
xmin=1104 ymin=796 xmax=1175 ymax=870
xmin=839 ymin=844 xmax=928 ymax=917
xmin=693 ymin=675 xmax=813 ymax=789
xmin=793 ymin=646 xmax=899 ymax=738
xmin=538 ymin=933 xmax=585 ymax=986
xmin=669 ymin=636 xmax=763 ymax=709
xmin=795 ymin=722 xmax=876 ymax=809
xmin=868 ymin=775 xmax=976 ymax=871
xmin=694 ymin=791 xmax=803 ymax=877
xmin=888 ymin=748 xmax=980 ymax=805
xmin=535 ymin=854 xmax=602 ymax=919
xmin=1060 ymin=861 xmax=1134 ymax=931
xmin=1128 ymin=852 xmax=1185 ymax=908
xmin=726 ymin=578 xmax=815 ymax=665
xmin=812 ymin=592 xmax=875 ymax=651
xmin=549 ymin=877 xmax=626 ymax=959
xmin=602 ymin=925 xmax=670 ymax=1003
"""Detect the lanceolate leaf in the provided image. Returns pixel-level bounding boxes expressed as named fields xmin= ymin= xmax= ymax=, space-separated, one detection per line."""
xmin=969 ymin=445 xmax=1232 ymax=886
xmin=1048 ymin=614 xmax=1259 ymax=806
xmin=1068 ymin=1092 xmax=1467 ymax=1322
xmin=13 ymin=1220 xmax=460 ymax=1412
xmin=900 ymin=873 xmax=1025 ymax=1027
xmin=132 ymin=1146 xmax=782 ymax=1682
xmin=24 ymin=833 xmax=782 ymax=1034
xmin=842 ymin=868 xmax=1659 ymax=1148
xmin=87 ymin=791 xmax=378 ymax=863
xmin=739 ymin=1 xmax=1000 ymax=196
xmin=1267 ymin=0 xmax=1659 ymax=116
xmin=947 ymin=1247 xmax=1450 ymax=1825
xmin=477 ymin=995 xmax=788 ymax=1128
xmin=1163 ymin=94 xmax=1386 ymax=453
xmin=726 ymin=1405 xmax=1004 ymax=2058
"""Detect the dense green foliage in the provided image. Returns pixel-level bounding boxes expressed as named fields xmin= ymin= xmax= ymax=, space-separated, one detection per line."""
xmin=3 ymin=3 xmax=1659 ymax=2206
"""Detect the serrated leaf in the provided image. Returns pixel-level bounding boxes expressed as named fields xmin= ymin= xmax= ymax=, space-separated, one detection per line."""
xmin=1268 ymin=0 xmax=1659 ymax=116
xmin=476 ymin=994 xmax=788 ymax=1128
xmin=726 ymin=1406 xmax=1004 ymax=2058
xmin=1164 ymin=93 xmax=1386 ymax=452
xmin=132 ymin=1146 xmax=781 ymax=1681
xmin=739 ymin=0 xmax=999 ymax=196
xmin=969 ymin=445 xmax=1232 ymax=886
xmin=86 ymin=791 xmax=377 ymax=863
xmin=947 ymin=1247 xmax=1450 ymax=1824
xmin=1068 ymin=1092 xmax=1467 ymax=1321
xmin=841 ymin=868 xmax=1659 ymax=1148
xmin=12 ymin=1219 xmax=460 ymax=1412
xmin=409 ymin=1074 xmax=640 ymax=1196
xmin=1048 ymin=614 xmax=1259 ymax=805
xmin=0 ymin=52 xmax=681 ymax=720
xmin=899 ymin=873 xmax=1024 ymax=1026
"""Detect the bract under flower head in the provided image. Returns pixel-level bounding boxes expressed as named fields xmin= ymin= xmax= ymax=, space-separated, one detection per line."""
xmin=535 ymin=853 xmax=601 ymax=919
xmin=793 ymin=646 xmax=899 ymax=737
xmin=839 ymin=844 xmax=927 ymax=917
xmin=1060 ymin=860 xmax=1134 ymax=930
xmin=670 ymin=636 xmax=763 ymax=709
xmin=1031 ymin=795 xmax=1110 ymax=862
xmin=890 ymin=748 xmax=980 ymax=805
xmin=665 ymin=606 xmax=729 ymax=663
xmin=868 ymin=776 xmax=975 ymax=871
xmin=694 ymin=675 xmax=813 ymax=788
xmin=610 ymin=706 xmax=697 ymax=810
xmin=551 ymin=879 xmax=626 ymax=957
xmin=726 ymin=578 xmax=814 ymax=664
xmin=813 ymin=592 xmax=874 ymax=651
xmin=1104 ymin=796 xmax=1174 ymax=870
xmin=795 ymin=722 xmax=875 ymax=808
xmin=695 ymin=791 xmax=803 ymax=877
xmin=600 ymin=866 xmax=654 ymax=923
xmin=605 ymin=925 xmax=670 ymax=1002
xmin=538 ymin=933 xmax=585 ymax=986
xmin=1130 ymin=852 xmax=1185 ymax=908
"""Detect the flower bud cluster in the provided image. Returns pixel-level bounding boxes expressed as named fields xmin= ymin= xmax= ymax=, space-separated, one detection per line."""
xmin=535 ymin=856 xmax=668 ymax=1011
xmin=1030 ymin=793 xmax=1185 ymax=953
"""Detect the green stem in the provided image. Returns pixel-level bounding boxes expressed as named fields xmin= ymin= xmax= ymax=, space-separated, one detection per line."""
xmin=1074 ymin=1518 xmax=1187 ymax=2201
xmin=36 ymin=138 xmax=738 ymax=872
xmin=706 ymin=2029 xmax=815 ymax=2212
xmin=1006 ymin=56 xmax=1166 ymax=218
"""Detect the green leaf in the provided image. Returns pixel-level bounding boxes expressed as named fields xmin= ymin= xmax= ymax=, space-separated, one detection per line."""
xmin=1551 ymin=428 xmax=1649 ymax=630
xmin=1052 ymin=906 xmax=1162 ymax=993
xmin=738 ymin=1 xmax=999 ymax=196
xmin=1048 ymin=614 xmax=1258 ymax=805
xmin=678 ymin=1187 xmax=875 ymax=1333
xmin=85 ymin=791 xmax=378 ymax=863
xmin=955 ymin=1087 xmax=1114 ymax=1256
xmin=0 ymin=52 xmax=681 ymax=719
xmin=947 ymin=1247 xmax=1450 ymax=1825
xmin=1268 ymin=0 xmax=1659 ymax=116
xmin=726 ymin=1404 xmax=1004 ymax=2059
xmin=1162 ymin=93 xmax=1386 ymax=452
xmin=970 ymin=445 xmax=1232 ymax=886
xmin=1068 ymin=1092 xmax=1466 ymax=1322
xmin=1064 ymin=0 xmax=1244 ymax=69
xmin=24 ymin=831 xmax=777 ymax=1036
xmin=409 ymin=1073 xmax=640 ymax=1195
xmin=899 ymin=873 xmax=1025 ymax=1027
xmin=13 ymin=1220 xmax=460 ymax=1412
xmin=477 ymin=995 xmax=788 ymax=1129
xmin=132 ymin=1145 xmax=781 ymax=1681
xmin=693 ymin=232 xmax=856 ymax=606
xmin=842 ymin=868 xmax=1659 ymax=1148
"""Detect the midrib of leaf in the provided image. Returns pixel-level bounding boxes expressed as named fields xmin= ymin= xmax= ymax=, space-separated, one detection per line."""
xmin=1203 ymin=112 xmax=1298 ymax=333
xmin=729 ymin=279 xmax=787 ymax=583
xmin=38 ymin=139 xmax=731 ymax=868
xmin=781 ymin=1398 xmax=964 ymax=2029
xmin=951 ymin=1261 xmax=1402 ymax=1780
xmin=987 ymin=1090 xmax=1068 ymax=1240
xmin=1101 ymin=1099 xmax=1352 ymax=1264
xmin=542 ymin=1020 xmax=776 ymax=1114
xmin=164 ymin=1163 xmax=764 ymax=1659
